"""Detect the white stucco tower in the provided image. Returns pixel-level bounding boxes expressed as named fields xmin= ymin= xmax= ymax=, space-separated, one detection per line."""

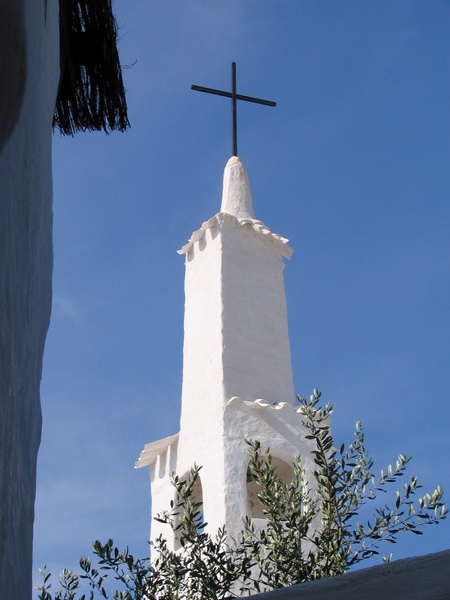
xmin=136 ymin=156 xmax=318 ymax=548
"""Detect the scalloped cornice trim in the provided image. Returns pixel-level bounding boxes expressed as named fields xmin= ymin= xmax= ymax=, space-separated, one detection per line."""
xmin=177 ymin=212 xmax=293 ymax=258
xmin=227 ymin=396 xmax=304 ymax=414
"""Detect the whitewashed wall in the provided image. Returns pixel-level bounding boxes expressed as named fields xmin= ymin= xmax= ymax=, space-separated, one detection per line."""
xmin=141 ymin=158 xmax=323 ymax=552
xmin=0 ymin=0 xmax=26 ymax=151
xmin=0 ymin=0 xmax=59 ymax=597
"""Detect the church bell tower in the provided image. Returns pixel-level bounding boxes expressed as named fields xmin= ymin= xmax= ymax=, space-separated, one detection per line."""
xmin=136 ymin=155 xmax=318 ymax=549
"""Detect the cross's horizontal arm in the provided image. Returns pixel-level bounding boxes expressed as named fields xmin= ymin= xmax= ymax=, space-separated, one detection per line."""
xmin=191 ymin=63 xmax=276 ymax=156
xmin=191 ymin=85 xmax=276 ymax=107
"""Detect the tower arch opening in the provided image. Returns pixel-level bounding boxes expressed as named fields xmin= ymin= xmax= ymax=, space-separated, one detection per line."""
xmin=246 ymin=451 xmax=294 ymax=520
xmin=174 ymin=471 xmax=205 ymax=550
xmin=191 ymin=473 xmax=205 ymax=534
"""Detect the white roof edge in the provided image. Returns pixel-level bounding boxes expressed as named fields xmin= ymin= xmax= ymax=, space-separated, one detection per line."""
xmin=135 ymin=432 xmax=179 ymax=469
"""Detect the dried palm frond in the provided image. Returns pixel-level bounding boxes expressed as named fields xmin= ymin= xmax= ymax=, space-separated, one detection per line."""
xmin=54 ymin=0 xmax=130 ymax=135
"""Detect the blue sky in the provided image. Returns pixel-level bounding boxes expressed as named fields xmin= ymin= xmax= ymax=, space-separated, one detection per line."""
xmin=33 ymin=0 xmax=450 ymax=591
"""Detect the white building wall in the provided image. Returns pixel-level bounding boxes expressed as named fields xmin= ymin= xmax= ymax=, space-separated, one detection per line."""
xmin=0 ymin=0 xmax=59 ymax=597
xmin=221 ymin=218 xmax=295 ymax=405
xmin=180 ymin=209 xmax=295 ymax=431
xmin=222 ymin=400 xmax=320 ymax=537
xmin=176 ymin=202 xmax=301 ymax=541
xmin=180 ymin=222 xmax=226 ymax=436
xmin=148 ymin=439 xmax=180 ymax=544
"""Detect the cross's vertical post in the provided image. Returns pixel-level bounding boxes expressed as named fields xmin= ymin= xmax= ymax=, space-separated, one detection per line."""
xmin=191 ymin=63 xmax=276 ymax=157
xmin=232 ymin=62 xmax=237 ymax=157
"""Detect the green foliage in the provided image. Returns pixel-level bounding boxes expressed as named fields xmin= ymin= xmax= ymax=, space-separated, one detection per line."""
xmin=36 ymin=392 xmax=446 ymax=599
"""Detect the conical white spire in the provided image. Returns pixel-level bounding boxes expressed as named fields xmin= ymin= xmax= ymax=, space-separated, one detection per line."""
xmin=220 ymin=156 xmax=255 ymax=219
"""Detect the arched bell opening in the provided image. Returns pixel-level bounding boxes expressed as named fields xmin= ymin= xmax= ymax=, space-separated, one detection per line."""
xmin=174 ymin=471 xmax=205 ymax=550
xmin=246 ymin=452 xmax=294 ymax=520
xmin=191 ymin=474 xmax=205 ymax=534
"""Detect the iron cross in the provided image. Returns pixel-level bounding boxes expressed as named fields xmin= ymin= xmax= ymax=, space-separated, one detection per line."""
xmin=191 ymin=62 xmax=276 ymax=157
